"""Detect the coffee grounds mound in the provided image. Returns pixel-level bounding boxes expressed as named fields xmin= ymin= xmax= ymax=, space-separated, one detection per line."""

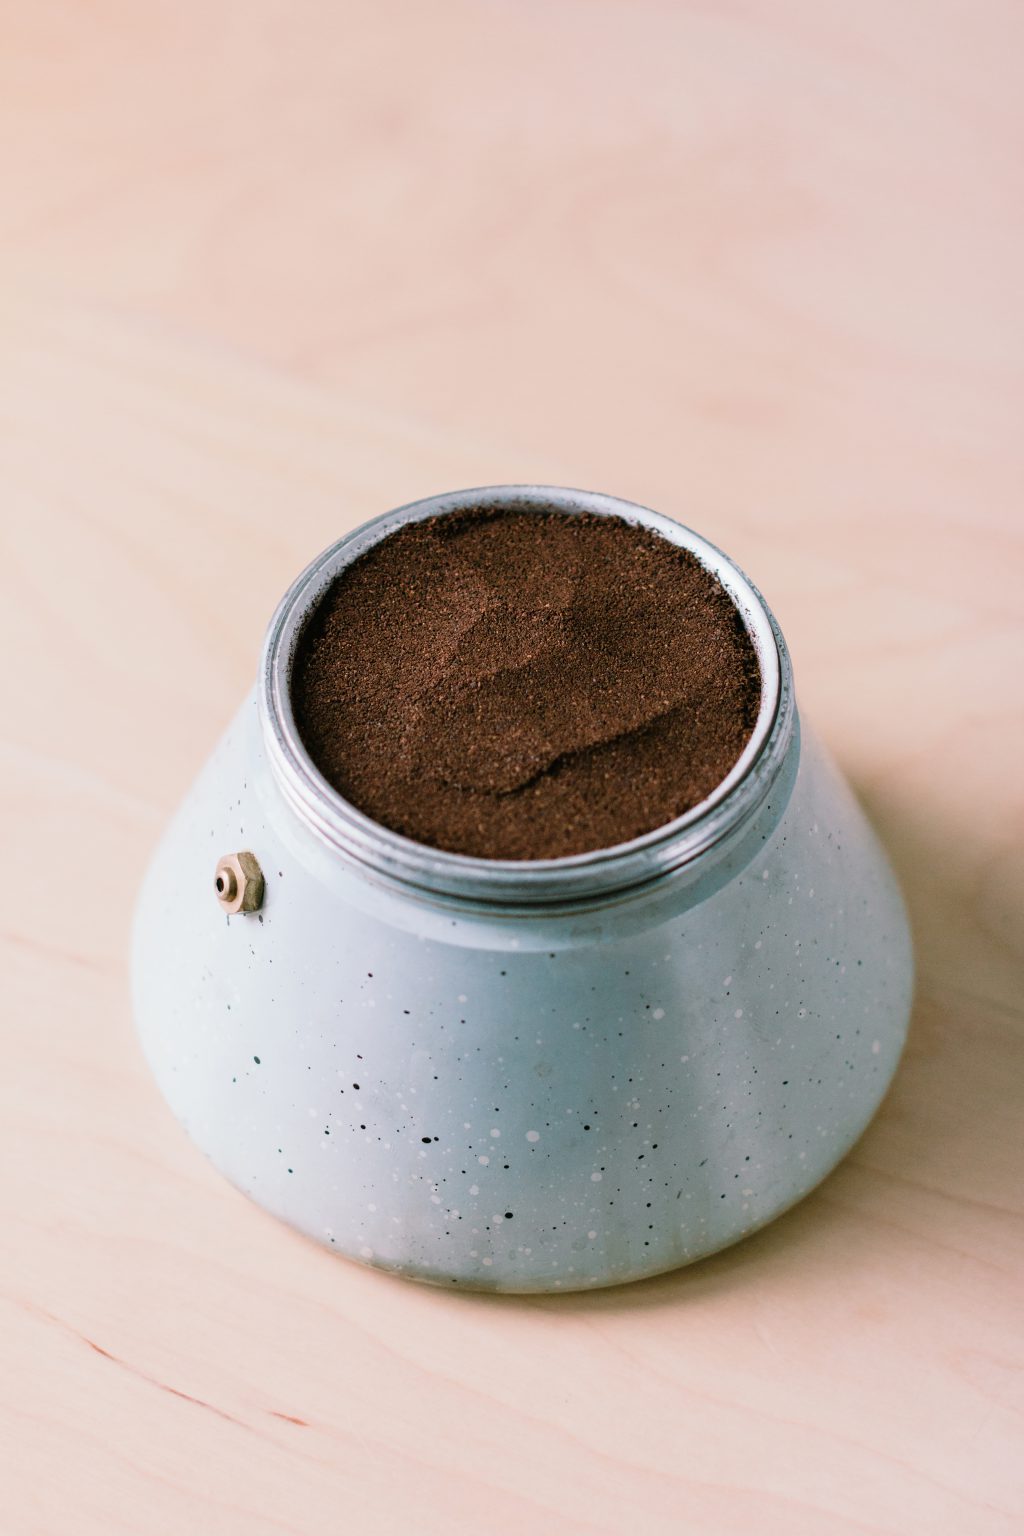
xmin=291 ymin=507 xmax=761 ymax=860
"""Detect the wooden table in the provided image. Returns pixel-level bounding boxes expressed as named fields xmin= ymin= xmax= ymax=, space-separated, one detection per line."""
xmin=3 ymin=4 xmax=1022 ymax=1532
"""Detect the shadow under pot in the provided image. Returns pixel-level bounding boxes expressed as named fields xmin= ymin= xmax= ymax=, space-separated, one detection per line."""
xmin=132 ymin=485 xmax=913 ymax=1292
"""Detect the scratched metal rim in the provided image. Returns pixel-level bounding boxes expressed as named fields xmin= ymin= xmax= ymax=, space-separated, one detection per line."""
xmin=258 ymin=485 xmax=795 ymax=909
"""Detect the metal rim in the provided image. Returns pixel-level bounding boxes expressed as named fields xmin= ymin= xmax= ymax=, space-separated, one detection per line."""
xmin=258 ymin=485 xmax=795 ymax=908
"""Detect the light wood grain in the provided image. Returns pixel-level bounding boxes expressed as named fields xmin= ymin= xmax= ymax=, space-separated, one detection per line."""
xmin=1 ymin=3 xmax=1022 ymax=1532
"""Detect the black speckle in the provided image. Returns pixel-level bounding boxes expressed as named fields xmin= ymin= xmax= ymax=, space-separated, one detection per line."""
xmin=253 ymin=1055 xmax=261 ymax=1065
xmin=421 ymin=1136 xmax=432 ymax=1144
xmin=353 ymin=1083 xmax=360 ymax=1090
xmin=504 ymin=1212 xmax=513 ymax=1219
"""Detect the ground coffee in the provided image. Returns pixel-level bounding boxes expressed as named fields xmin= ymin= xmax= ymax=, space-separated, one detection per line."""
xmin=291 ymin=507 xmax=761 ymax=859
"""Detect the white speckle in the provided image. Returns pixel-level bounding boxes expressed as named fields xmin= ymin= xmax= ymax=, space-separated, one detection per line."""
xmin=680 ymin=1054 xmax=690 ymax=1063
xmin=587 ymin=1230 xmax=597 ymax=1240
xmin=469 ymin=1249 xmax=478 ymax=1257
xmin=307 ymin=1107 xmax=318 ymax=1118
xmin=871 ymin=1039 xmax=881 ymax=1054
xmin=478 ymin=1155 xmax=490 ymax=1165
xmin=367 ymin=1202 xmax=377 ymax=1212
xmin=798 ymin=1007 xmax=807 ymax=1018
xmin=590 ymin=1171 xmax=603 ymax=1182
xmin=359 ymin=1245 xmax=374 ymax=1259
xmin=742 ymin=1188 xmax=753 ymax=1197
xmin=754 ymin=939 xmax=763 ymax=950
xmin=734 ymin=1008 xmax=743 ymax=1019
xmin=457 ymin=994 xmax=467 ymax=1003
xmin=652 ymin=1008 xmax=665 ymax=1020
xmin=572 ymin=1021 xmax=582 ymax=1029
xmin=482 ymin=1257 xmax=493 ymax=1267
xmin=463 ymin=1121 xmax=472 ymax=1129
xmin=469 ymin=1183 xmax=479 ymax=1195
xmin=723 ymin=975 xmax=733 ymax=986
xmin=526 ymin=1130 xmax=541 ymax=1142
xmin=430 ymin=1194 xmax=441 ymax=1205
xmin=490 ymin=1127 xmax=501 ymax=1138
xmin=762 ymin=868 xmax=770 ymax=880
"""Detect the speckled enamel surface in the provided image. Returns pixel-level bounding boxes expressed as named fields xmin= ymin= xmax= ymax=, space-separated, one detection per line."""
xmin=132 ymin=697 xmax=912 ymax=1292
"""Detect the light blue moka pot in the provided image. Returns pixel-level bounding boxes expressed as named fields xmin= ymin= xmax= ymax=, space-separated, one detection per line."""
xmin=132 ymin=486 xmax=913 ymax=1292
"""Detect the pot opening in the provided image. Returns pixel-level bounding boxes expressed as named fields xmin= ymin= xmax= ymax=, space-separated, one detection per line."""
xmin=260 ymin=486 xmax=794 ymax=909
